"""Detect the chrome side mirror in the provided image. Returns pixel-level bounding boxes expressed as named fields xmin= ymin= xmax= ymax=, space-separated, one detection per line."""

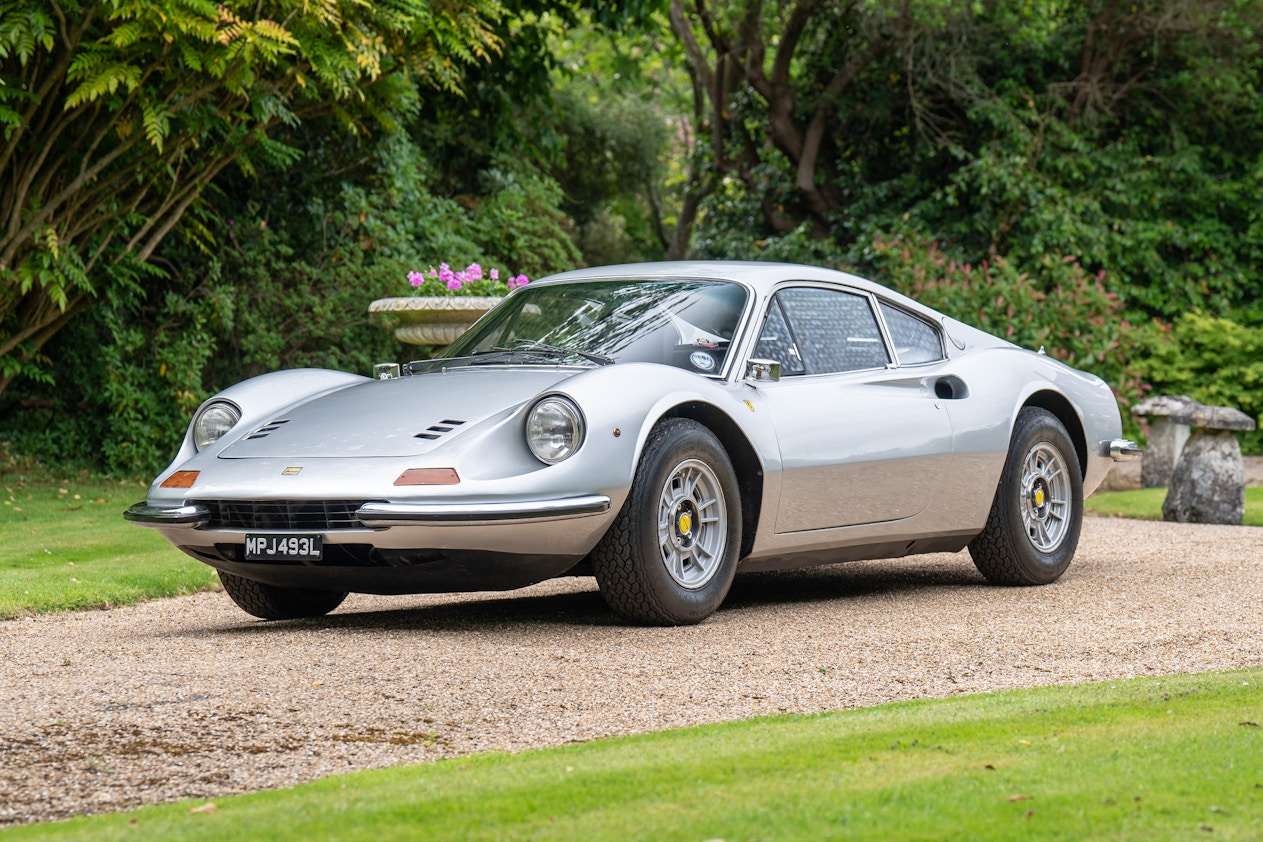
xmin=746 ymin=358 xmax=781 ymax=382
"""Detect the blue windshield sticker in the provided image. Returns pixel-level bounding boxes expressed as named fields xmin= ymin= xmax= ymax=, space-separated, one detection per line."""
xmin=689 ymin=351 xmax=716 ymax=372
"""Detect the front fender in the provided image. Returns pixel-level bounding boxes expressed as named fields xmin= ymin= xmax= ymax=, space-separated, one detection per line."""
xmin=549 ymin=364 xmax=780 ymax=514
xmin=153 ymin=368 xmax=369 ymax=488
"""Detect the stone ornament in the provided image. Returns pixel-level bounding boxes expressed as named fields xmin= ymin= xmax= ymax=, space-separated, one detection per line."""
xmin=368 ymin=296 xmax=502 ymax=346
xmin=1159 ymin=400 xmax=1257 ymax=526
xmin=1131 ymin=395 xmax=1199 ymax=488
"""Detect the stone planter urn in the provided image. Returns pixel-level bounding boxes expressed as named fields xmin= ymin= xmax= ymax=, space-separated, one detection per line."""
xmin=368 ymin=296 xmax=501 ymax=346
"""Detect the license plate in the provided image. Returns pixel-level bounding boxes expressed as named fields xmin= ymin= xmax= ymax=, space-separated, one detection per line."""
xmin=244 ymin=534 xmax=323 ymax=562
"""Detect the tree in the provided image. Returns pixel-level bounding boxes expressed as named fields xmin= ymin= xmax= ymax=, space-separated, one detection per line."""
xmin=672 ymin=0 xmax=1263 ymax=320
xmin=0 ymin=0 xmax=502 ymax=396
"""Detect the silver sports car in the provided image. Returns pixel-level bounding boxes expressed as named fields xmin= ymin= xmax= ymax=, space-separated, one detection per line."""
xmin=126 ymin=261 xmax=1139 ymax=624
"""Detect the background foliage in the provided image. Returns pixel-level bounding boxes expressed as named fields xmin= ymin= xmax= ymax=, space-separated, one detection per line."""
xmin=2 ymin=0 xmax=1262 ymax=475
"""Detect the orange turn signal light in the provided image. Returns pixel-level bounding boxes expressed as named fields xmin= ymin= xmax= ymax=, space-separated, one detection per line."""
xmin=394 ymin=468 xmax=460 ymax=486
xmin=160 ymin=470 xmax=200 ymax=489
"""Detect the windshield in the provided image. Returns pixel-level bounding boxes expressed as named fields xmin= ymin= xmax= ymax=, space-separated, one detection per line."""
xmin=439 ymin=279 xmax=750 ymax=375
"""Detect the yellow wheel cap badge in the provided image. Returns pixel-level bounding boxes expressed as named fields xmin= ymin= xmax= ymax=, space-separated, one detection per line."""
xmin=1034 ymin=487 xmax=1046 ymax=508
xmin=678 ymin=512 xmax=693 ymax=535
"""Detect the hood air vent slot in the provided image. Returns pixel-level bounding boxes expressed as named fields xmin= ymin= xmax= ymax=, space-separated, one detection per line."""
xmin=245 ymin=419 xmax=291 ymax=440
xmin=414 ymin=419 xmax=466 ymax=441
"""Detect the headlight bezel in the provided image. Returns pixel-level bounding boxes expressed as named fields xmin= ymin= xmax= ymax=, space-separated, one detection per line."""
xmin=192 ymin=400 xmax=242 ymax=452
xmin=526 ymin=395 xmax=586 ymax=464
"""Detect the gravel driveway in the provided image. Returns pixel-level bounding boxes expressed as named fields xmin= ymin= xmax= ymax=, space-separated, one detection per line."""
xmin=3 ymin=516 xmax=1261 ymax=827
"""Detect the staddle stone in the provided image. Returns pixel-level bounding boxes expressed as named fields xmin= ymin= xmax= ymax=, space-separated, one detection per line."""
xmin=1161 ymin=407 xmax=1255 ymax=526
xmin=1131 ymin=395 xmax=1198 ymax=488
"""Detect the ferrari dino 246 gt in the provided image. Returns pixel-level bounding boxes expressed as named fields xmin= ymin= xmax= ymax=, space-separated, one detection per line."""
xmin=126 ymin=262 xmax=1139 ymax=624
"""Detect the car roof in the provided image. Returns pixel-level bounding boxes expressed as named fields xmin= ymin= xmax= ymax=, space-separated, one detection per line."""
xmin=537 ymin=261 xmax=886 ymax=300
xmin=536 ymin=261 xmax=1014 ymax=355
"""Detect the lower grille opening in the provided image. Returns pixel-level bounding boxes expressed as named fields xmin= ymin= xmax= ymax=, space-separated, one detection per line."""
xmin=196 ymin=500 xmax=383 ymax=531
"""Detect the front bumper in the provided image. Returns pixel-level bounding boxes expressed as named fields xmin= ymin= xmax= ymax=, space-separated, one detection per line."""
xmin=1101 ymin=439 xmax=1143 ymax=462
xmin=124 ymin=495 xmax=611 ymax=528
xmin=124 ymin=494 xmax=616 ymax=593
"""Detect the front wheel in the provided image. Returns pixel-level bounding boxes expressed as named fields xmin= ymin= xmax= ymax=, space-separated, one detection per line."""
xmin=592 ymin=419 xmax=741 ymax=625
xmin=217 ymin=571 xmax=347 ymax=620
xmin=968 ymin=407 xmax=1083 ymax=586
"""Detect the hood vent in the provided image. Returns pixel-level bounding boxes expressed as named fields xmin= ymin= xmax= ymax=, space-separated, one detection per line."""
xmin=414 ymin=418 xmax=466 ymax=441
xmin=245 ymin=419 xmax=291 ymax=440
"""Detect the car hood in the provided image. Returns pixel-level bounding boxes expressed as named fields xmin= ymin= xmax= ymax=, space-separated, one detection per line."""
xmin=218 ymin=367 xmax=576 ymax=459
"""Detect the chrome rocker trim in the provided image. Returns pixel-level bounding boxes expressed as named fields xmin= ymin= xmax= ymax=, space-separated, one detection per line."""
xmin=356 ymin=495 xmax=612 ymax=527
xmin=1102 ymin=439 xmax=1143 ymax=462
xmin=123 ymin=502 xmax=211 ymax=528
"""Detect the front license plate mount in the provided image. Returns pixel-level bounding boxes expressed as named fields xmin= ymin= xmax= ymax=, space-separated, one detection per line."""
xmin=244 ymin=533 xmax=323 ymax=562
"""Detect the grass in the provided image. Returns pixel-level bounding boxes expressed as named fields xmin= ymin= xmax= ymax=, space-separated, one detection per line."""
xmin=0 ymin=472 xmax=218 ymax=618
xmin=4 ymin=669 xmax=1261 ymax=841
xmin=1087 ymin=486 xmax=1263 ymax=526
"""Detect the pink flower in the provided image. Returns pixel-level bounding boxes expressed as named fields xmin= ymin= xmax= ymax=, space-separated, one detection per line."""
xmin=467 ymin=263 xmax=483 ymax=281
xmin=446 ymin=278 xmax=463 ymax=291
xmin=489 ymin=268 xmax=499 ymax=281
xmin=407 ymin=270 xmax=425 ymax=287
xmin=510 ymin=274 xmax=530 ymax=289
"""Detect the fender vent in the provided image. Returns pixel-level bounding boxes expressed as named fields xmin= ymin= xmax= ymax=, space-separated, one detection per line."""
xmin=414 ymin=418 xmax=466 ymax=441
xmin=245 ymin=419 xmax=291 ymax=440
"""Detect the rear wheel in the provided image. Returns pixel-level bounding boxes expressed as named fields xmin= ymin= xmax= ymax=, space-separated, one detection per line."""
xmin=968 ymin=407 xmax=1083 ymax=586
xmin=592 ymin=419 xmax=741 ymax=625
xmin=217 ymin=571 xmax=347 ymax=620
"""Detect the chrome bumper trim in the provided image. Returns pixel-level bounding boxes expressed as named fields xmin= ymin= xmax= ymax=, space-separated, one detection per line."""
xmin=123 ymin=502 xmax=211 ymax=528
xmin=1102 ymin=439 xmax=1143 ymax=462
xmin=356 ymin=495 xmax=612 ymax=527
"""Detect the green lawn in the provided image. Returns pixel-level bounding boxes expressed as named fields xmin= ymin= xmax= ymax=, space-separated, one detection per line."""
xmin=5 ymin=669 xmax=1261 ymax=841
xmin=1087 ymin=486 xmax=1263 ymax=527
xmin=0 ymin=473 xmax=217 ymax=618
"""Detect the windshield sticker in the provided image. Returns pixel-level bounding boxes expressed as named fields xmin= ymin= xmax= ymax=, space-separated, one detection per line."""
xmin=689 ymin=351 xmax=716 ymax=372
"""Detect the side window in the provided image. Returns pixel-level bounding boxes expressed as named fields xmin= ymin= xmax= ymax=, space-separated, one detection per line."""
xmin=753 ymin=298 xmax=806 ymax=375
xmin=880 ymin=302 xmax=945 ymax=365
xmin=776 ymin=287 xmax=890 ymax=374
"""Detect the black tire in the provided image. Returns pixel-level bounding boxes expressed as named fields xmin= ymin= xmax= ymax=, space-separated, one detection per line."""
xmin=217 ymin=570 xmax=347 ymax=620
xmin=969 ymin=407 xmax=1083 ymax=586
xmin=592 ymin=418 xmax=741 ymax=625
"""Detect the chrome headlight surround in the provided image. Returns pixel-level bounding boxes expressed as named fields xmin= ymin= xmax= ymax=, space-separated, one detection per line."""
xmin=526 ymin=396 xmax=585 ymax=464
xmin=192 ymin=401 xmax=241 ymax=452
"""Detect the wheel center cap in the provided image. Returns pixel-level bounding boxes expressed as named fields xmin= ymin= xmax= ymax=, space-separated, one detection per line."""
xmin=678 ymin=511 xmax=693 ymax=535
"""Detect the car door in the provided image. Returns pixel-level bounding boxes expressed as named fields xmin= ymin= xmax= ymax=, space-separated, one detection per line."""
xmin=750 ymin=286 xmax=956 ymax=534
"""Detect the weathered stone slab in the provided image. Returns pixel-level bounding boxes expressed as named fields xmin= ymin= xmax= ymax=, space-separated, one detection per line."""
xmin=1163 ymin=430 xmax=1247 ymax=525
xmin=1168 ymin=404 xmax=1257 ymax=432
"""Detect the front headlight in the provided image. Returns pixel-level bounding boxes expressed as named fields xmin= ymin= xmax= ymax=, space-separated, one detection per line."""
xmin=526 ymin=396 xmax=585 ymax=464
xmin=192 ymin=401 xmax=241 ymax=452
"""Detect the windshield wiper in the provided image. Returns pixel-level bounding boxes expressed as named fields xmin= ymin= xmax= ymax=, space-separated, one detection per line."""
xmin=476 ymin=340 xmax=614 ymax=366
xmin=404 ymin=342 xmax=613 ymax=374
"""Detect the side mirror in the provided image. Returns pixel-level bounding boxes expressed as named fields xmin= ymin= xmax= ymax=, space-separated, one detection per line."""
xmin=746 ymin=358 xmax=781 ymax=382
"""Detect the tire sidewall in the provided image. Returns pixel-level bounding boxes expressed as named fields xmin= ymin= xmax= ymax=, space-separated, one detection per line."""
xmin=999 ymin=408 xmax=1083 ymax=583
xmin=627 ymin=420 xmax=741 ymax=623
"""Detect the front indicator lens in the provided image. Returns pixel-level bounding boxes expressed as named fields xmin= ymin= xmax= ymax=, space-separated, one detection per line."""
xmin=395 ymin=468 xmax=461 ymax=486
xmin=160 ymin=470 xmax=200 ymax=489
xmin=193 ymin=402 xmax=241 ymax=451
xmin=527 ymin=397 xmax=585 ymax=464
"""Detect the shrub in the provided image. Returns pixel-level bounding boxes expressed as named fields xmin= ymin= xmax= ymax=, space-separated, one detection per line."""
xmin=1134 ymin=313 xmax=1263 ymax=453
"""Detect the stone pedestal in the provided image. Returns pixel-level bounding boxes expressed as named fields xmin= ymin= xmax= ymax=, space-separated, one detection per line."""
xmin=1161 ymin=403 xmax=1257 ymax=526
xmin=1162 ymin=431 xmax=1247 ymax=525
xmin=1132 ymin=395 xmax=1197 ymax=488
